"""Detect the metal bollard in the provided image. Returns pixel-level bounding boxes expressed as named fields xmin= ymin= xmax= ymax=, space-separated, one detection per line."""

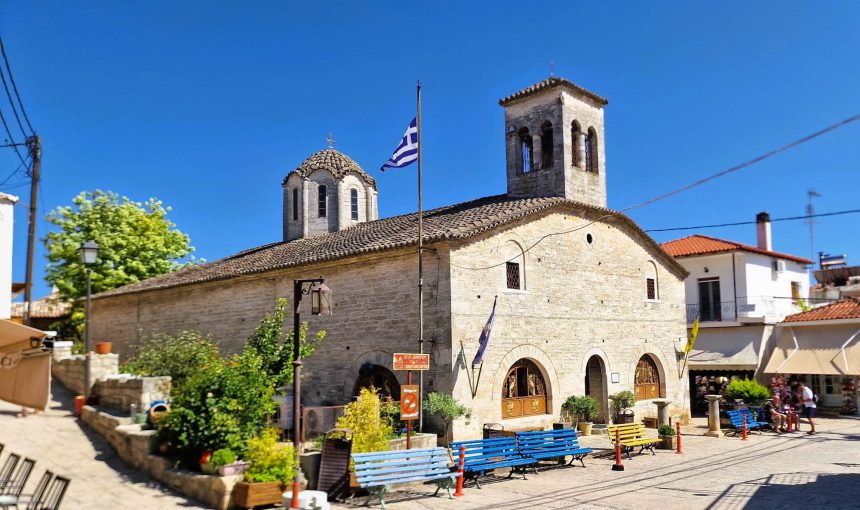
xmin=454 ymin=445 xmax=465 ymax=497
xmin=676 ymin=422 xmax=682 ymax=454
xmin=742 ymin=413 xmax=748 ymax=441
xmin=611 ymin=428 xmax=624 ymax=471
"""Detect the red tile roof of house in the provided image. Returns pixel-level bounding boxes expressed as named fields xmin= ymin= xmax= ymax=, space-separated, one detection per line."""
xmin=783 ymin=297 xmax=860 ymax=322
xmin=660 ymin=234 xmax=813 ymax=264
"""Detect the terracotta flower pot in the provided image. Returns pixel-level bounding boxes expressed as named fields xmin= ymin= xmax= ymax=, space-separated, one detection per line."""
xmin=95 ymin=342 xmax=112 ymax=354
xmin=232 ymin=481 xmax=283 ymax=508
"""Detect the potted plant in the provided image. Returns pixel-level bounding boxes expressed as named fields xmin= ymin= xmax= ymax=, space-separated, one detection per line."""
xmin=423 ymin=392 xmax=471 ymax=445
xmin=725 ymin=378 xmax=771 ymax=406
xmin=232 ymin=429 xmax=296 ymax=508
xmin=609 ymin=391 xmax=636 ymax=424
xmin=211 ymin=448 xmax=248 ymax=477
xmin=658 ymin=424 xmax=676 ymax=450
xmin=562 ymin=396 xmax=599 ymax=436
xmin=95 ymin=341 xmax=113 ymax=354
xmin=199 ymin=450 xmax=217 ymax=474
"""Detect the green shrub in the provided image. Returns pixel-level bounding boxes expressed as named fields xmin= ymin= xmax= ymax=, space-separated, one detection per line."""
xmin=380 ymin=399 xmax=403 ymax=436
xmin=243 ymin=428 xmax=296 ymax=485
xmin=211 ymin=448 xmax=237 ymax=468
xmin=609 ymin=391 xmax=636 ymax=421
xmin=561 ymin=396 xmax=599 ymax=425
xmin=336 ymin=387 xmax=392 ymax=458
xmin=725 ymin=378 xmax=771 ymax=405
xmin=121 ymin=331 xmax=219 ymax=384
xmin=658 ymin=424 xmax=675 ymax=437
xmin=424 ymin=392 xmax=470 ymax=442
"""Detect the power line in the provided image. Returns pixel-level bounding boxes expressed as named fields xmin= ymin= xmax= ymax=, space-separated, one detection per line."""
xmin=0 ymin=61 xmax=27 ymax=139
xmin=0 ymin=37 xmax=35 ymax=135
xmin=0 ymin=159 xmax=27 ymax=186
xmin=0 ymin=104 xmax=28 ymax=167
xmin=645 ymin=208 xmax=860 ymax=233
xmin=436 ymin=112 xmax=860 ymax=271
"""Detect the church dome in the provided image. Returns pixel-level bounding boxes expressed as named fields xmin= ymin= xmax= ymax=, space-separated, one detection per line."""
xmin=285 ymin=148 xmax=377 ymax=189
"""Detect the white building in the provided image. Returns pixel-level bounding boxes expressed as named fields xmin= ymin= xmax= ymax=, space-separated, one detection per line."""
xmin=661 ymin=212 xmax=812 ymax=414
xmin=0 ymin=192 xmax=19 ymax=320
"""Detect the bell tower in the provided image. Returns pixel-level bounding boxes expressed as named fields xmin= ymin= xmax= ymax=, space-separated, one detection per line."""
xmin=499 ymin=77 xmax=608 ymax=207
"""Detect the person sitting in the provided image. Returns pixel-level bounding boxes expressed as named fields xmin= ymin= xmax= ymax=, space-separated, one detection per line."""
xmin=763 ymin=396 xmax=787 ymax=432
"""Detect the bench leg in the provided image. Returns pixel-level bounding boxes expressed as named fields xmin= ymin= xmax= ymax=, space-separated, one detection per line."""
xmin=367 ymin=486 xmax=389 ymax=509
xmin=434 ymin=478 xmax=453 ymax=499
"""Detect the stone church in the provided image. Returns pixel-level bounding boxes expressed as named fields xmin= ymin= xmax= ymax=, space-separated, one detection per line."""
xmin=90 ymin=77 xmax=690 ymax=439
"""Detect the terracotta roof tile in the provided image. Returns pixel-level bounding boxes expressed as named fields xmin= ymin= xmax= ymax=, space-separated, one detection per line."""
xmin=783 ymin=297 xmax=860 ymax=322
xmin=499 ymin=77 xmax=608 ymax=106
xmin=661 ymin=234 xmax=812 ymax=264
xmin=10 ymin=290 xmax=71 ymax=319
xmin=283 ymin=149 xmax=377 ymax=189
xmin=94 ymin=194 xmax=686 ymax=299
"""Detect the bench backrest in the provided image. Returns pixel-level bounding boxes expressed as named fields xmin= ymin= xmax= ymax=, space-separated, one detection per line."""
xmin=351 ymin=447 xmax=451 ymax=487
xmin=515 ymin=428 xmax=582 ymax=453
xmin=605 ymin=423 xmax=648 ymax=442
xmin=449 ymin=437 xmax=522 ymax=467
xmin=727 ymin=409 xmax=758 ymax=427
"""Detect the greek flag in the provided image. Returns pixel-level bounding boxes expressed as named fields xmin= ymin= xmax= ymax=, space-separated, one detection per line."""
xmin=380 ymin=117 xmax=418 ymax=171
xmin=471 ymin=296 xmax=498 ymax=367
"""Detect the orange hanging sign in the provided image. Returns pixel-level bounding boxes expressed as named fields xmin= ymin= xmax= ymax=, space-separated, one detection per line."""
xmin=393 ymin=353 xmax=430 ymax=371
xmin=400 ymin=384 xmax=420 ymax=420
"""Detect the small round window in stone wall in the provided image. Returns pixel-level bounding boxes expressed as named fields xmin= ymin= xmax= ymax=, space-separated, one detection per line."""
xmin=502 ymin=359 xmax=548 ymax=418
xmin=634 ymin=355 xmax=662 ymax=400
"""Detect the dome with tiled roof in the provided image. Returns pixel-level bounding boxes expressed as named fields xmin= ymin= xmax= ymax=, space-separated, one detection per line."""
xmin=284 ymin=148 xmax=377 ymax=189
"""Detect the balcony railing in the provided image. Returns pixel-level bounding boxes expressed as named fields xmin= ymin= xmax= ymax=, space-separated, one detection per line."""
xmin=686 ymin=296 xmax=839 ymax=324
xmin=686 ymin=301 xmax=736 ymax=323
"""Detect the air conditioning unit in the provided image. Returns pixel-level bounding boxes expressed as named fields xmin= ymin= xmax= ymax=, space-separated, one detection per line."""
xmin=772 ymin=260 xmax=786 ymax=273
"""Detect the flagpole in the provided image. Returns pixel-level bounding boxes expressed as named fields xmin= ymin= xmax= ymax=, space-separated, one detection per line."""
xmin=417 ymin=81 xmax=425 ymax=433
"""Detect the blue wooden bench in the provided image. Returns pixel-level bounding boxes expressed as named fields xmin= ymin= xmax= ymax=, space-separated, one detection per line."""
xmin=515 ymin=428 xmax=593 ymax=467
xmin=351 ymin=447 xmax=456 ymax=509
xmin=449 ymin=437 xmax=535 ymax=488
xmin=726 ymin=409 xmax=767 ymax=436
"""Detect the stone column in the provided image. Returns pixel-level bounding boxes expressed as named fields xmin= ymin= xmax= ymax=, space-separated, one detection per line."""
xmin=705 ymin=394 xmax=723 ymax=437
xmin=365 ymin=186 xmax=374 ymax=221
xmin=301 ymin=179 xmax=309 ymax=238
xmin=577 ymin=132 xmax=587 ymax=169
xmin=652 ymin=399 xmax=671 ymax=427
xmin=532 ymin=134 xmax=542 ymax=171
xmin=336 ymin=180 xmax=346 ymax=230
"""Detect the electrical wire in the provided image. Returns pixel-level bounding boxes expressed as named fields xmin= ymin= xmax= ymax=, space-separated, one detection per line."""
xmin=645 ymin=208 xmax=860 ymax=233
xmin=435 ymin=112 xmax=860 ymax=271
xmin=0 ymin=105 xmax=28 ymax=167
xmin=0 ymin=37 xmax=35 ymax=135
xmin=0 ymin=159 xmax=26 ymax=186
xmin=0 ymin=62 xmax=27 ymax=139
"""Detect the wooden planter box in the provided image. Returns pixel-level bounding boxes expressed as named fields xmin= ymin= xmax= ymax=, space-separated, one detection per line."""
xmin=659 ymin=435 xmax=676 ymax=450
xmin=232 ymin=481 xmax=283 ymax=509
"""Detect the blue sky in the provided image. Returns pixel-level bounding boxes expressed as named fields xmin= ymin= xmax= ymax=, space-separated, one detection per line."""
xmin=2 ymin=1 xmax=859 ymax=299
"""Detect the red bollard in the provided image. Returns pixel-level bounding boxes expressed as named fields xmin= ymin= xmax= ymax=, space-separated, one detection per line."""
xmin=454 ymin=445 xmax=465 ymax=497
xmin=676 ymin=422 xmax=682 ymax=455
xmin=742 ymin=413 xmax=748 ymax=441
xmin=611 ymin=428 xmax=624 ymax=471
xmin=74 ymin=395 xmax=85 ymax=416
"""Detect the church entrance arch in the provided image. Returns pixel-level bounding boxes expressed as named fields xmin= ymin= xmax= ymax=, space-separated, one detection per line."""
xmin=584 ymin=355 xmax=608 ymax=423
xmin=353 ymin=363 xmax=401 ymax=401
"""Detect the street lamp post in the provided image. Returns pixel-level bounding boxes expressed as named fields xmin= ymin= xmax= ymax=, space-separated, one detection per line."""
xmin=290 ymin=278 xmax=332 ymax=509
xmin=79 ymin=240 xmax=99 ymax=400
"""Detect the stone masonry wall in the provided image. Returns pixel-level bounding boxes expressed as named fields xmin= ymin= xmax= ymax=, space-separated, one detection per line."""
xmin=448 ymin=207 xmax=689 ymax=439
xmin=51 ymin=353 xmax=119 ymax=396
xmin=92 ymin=375 xmax=171 ymax=412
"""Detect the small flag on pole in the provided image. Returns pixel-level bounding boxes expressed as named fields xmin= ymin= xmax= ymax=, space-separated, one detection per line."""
xmin=380 ymin=117 xmax=418 ymax=171
xmin=471 ymin=296 xmax=497 ymax=367
xmin=685 ymin=317 xmax=700 ymax=354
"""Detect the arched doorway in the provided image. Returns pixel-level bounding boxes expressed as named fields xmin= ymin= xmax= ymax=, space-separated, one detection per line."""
xmin=584 ymin=355 xmax=608 ymax=423
xmin=501 ymin=359 xmax=548 ymax=418
xmin=634 ymin=355 xmax=662 ymax=401
xmin=353 ymin=363 xmax=401 ymax=401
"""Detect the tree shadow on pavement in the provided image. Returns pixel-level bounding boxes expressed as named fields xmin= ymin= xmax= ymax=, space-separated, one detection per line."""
xmin=705 ymin=472 xmax=860 ymax=510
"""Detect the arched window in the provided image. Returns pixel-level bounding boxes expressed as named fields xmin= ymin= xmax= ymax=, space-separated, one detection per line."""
xmin=353 ymin=363 xmax=401 ymax=401
xmin=292 ymin=188 xmax=299 ymax=221
xmin=350 ymin=189 xmax=359 ymax=220
xmin=634 ymin=355 xmax=661 ymax=400
xmin=571 ymin=121 xmax=583 ymax=167
xmin=646 ymin=261 xmax=659 ymax=300
xmin=502 ymin=359 xmax=547 ymax=418
xmin=540 ymin=121 xmax=553 ymax=169
xmin=503 ymin=240 xmax=525 ymax=290
xmin=518 ymin=128 xmax=533 ymax=173
xmin=585 ymin=127 xmax=598 ymax=173
xmin=317 ymin=184 xmax=327 ymax=218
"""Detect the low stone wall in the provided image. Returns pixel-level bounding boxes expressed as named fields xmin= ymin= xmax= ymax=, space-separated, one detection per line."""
xmin=81 ymin=405 xmax=242 ymax=510
xmin=388 ymin=433 xmax=437 ymax=451
xmin=92 ymin=375 xmax=171 ymax=412
xmin=52 ymin=353 xmax=119 ymax=395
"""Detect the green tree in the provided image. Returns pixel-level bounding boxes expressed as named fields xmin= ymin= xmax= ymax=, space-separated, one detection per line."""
xmin=423 ymin=392 xmax=470 ymax=443
xmin=121 ymin=331 xmax=219 ymax=385
xmin=44 ymin=190 xmax=195 ymax=301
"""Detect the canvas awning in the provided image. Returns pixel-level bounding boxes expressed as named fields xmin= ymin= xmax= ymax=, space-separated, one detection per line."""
xmin=0 ymin=319 xmax=51 ymax=410
xmin=763 ymin=324 xmax=860 ymax=376
xmin=687 ymin=327 xmax=764 ymax=371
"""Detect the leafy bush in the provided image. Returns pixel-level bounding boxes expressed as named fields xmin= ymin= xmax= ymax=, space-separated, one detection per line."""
xmin=424 ymin=392 xmax=471 ymax=442
xmin=657 ymin=424 xmax=675 ymax=437
xmin=211 ymin=448 xmax=237 ymax=468
xmin=157 ymin=349 xmax=276 ymax=467
xmin=609 ymin=391 xmax=636 ymax=421
xmin=121 ymin=331 xmax=219 ymax=384
xmin=246 ymin=298 xmax=326 ymax=388
xmin=243 ymin=428 xmax=296 ymax=485
xmin=336 ymin=387 xmax=392 ymax=458
xmin=725 ymin=378 xmax=771 ymax=405
xmin=380 ymin=399 xmax=403 ymax=436
xmin=561 ymin=396 xmax=599 ymax=425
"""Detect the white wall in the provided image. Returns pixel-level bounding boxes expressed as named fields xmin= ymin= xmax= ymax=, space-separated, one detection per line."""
xmin=742 ymin=253 xmax=808 ymax=320
xmin=677 ymin=253 xmax=738 ymax=316
xmin=0 ymin=193 xmax=18 ymax=319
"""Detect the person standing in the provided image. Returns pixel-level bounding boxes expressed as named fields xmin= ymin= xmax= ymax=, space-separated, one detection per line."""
xmin=797 ymin=382 xmax=817 ymax=435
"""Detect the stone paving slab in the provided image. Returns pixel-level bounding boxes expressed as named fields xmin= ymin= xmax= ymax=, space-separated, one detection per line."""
xmin=0 ymin=381 xmax=206 ymax=510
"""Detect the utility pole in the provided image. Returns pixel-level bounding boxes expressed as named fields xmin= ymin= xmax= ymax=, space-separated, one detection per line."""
xmin=23 ymin=134 xmax=40 ymax=326
xmin=806 ymin=189 xmax=821 ymax=265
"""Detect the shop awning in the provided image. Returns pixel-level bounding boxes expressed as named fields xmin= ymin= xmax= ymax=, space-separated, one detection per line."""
xmin=0 ymin=319 xmax=51 ymax=410
xmin=763 ymin=325 xmax=860 ymax=376
xmin=688 ymin=327 xmax=763 ymax=371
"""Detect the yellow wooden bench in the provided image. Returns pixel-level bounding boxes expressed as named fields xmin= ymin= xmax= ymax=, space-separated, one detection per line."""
xmin=605 ymin=423 xmax=661 ymax=459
